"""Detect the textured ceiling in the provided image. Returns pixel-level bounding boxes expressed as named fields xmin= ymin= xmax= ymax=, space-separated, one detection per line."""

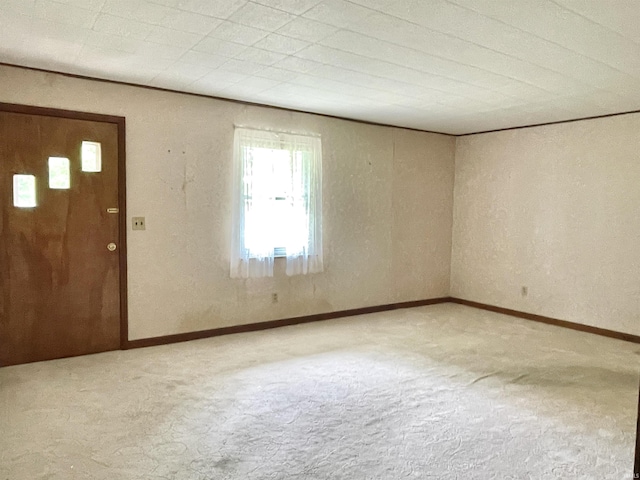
xmin=2 ymin=0 xmax=640 ymax=134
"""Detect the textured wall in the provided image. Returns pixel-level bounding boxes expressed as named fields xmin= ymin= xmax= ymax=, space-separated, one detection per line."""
xmin=0 ymin=65 xmax=455 ymax=340
xmin=452 ymin=117 xmax=640 ymax=336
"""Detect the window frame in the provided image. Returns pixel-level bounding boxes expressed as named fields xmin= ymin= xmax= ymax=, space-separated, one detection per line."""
xmin=230 ymin=127 xmax=323 ymax=278
xmin=238 ymin=143 xmax=300 ymax=259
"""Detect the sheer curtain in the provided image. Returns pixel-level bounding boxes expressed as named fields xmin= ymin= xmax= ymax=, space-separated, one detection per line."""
xmin=230 ymin=128 xmax=323 ymax=279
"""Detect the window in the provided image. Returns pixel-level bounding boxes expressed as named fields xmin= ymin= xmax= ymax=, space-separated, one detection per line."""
xmin=81 ymin=141 xmax=102 ymax=172
xmin=13 ymin=174 xmax=37 ymax=208
xmin=231 ymin=128 xmax=323 ymax=278
xmin=48 ymin=157 xmax=71 ymax=189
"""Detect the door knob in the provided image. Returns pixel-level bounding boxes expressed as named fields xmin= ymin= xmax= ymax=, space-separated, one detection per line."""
xmin=107 ymin=242 xmax=117 ymax=251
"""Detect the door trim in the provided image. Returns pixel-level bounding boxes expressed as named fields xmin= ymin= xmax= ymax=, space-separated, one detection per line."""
xmin=0 ymin=102 xmax=129 ymax=349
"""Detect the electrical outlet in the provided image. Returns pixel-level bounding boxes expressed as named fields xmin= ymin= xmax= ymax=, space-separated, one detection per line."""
xmin=272 ymin=293 xmax=278 ymax=303
xmin=521 ymin=286 xmax=528 ymax=297
xmin=132 ymin=217 xmax=145 ymax=230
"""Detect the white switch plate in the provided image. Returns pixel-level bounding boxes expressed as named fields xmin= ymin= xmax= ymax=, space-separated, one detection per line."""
xmin=132 ymin=217 xmax=145 ymax=230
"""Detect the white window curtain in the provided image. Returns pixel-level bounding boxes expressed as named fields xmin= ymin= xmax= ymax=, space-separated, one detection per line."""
xmin=230 ymin=128 xmax=323 ymax=279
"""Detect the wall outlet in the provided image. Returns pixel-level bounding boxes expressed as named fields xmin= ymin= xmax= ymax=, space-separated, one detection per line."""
xmin=272 ymin=293 xmax=278 ymax=303
xmin=521 ymin=286 xmax=528 ymax=297
xmin=132 ymin=217 xmax=146 ymax=230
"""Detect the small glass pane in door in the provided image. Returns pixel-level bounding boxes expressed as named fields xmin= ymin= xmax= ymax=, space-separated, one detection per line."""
xmin=13 ymin=174 xmax=37 ymax=208
xmin=81 ymin=141 xmax=102 ymax=172
xmin=48 ymin=157 xmax=71 ymax=189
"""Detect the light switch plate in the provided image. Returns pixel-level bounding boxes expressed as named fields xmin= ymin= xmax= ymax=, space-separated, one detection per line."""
xmin=132 ymin=217 xmax=145 ymax=230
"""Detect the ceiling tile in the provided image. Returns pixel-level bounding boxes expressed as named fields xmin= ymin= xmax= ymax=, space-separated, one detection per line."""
xmin=251 ymin=0 xmax=322 ymax=15
xmin=1 ymin=0 xmax=36 ymax=14
xmin=293 ymin=44 xmax=346 ymax=65
xmin=18 ymin=34 xmax=85 ymax=67
xmin=311 ymin=64 xmax=432 ymax=98
xmin=234 ymin=47 xmax=287 ymax=66
xmin=303 ymin=0 xmax=375 ymax=28
xmin=259 ymin=82 xmax=332 ymax=102
xmin=0 ymin=12 xmax=35 ymax=52
xmin=447 ymin=0 xmax=640 ymax=79
xmin=148 ymin=75 xmax=193 ymax=90
xmin=228 ymin=2 xmax=295 ymax=31
xmin=75 ymin=43 xmax=135 ymax=66
xmin=272 ymin=55 xmax=324 ymax=73
xmin=319 ymin=30 xmax=514 ymax=90
xmin=189 ymin=70 xmax=250 ymax=91
xmin=171 ymin=0 xmax=248 ymax=19
xmin=253 ymin=33 xmax=310 ymax=55
xmin=33 ymin=0 xmax=98 ymax=28
xmin=494 ymin=82 xmax=554 ymax=101
xmin=191 ymin=36 xmax=248 ymax=57
xmin=179 ymin=50 xmax=228 ymax=68
xmin=149 ymin=64 xmax=215 ymax=89
xmin=145 ymin=26 xmax=202 ymax=48
xmin=295 ymin=44 xmax=491 ymax=100
xmin=275 ymin=16 xmax=338 ymax=43
xmin=577 ymin=89 xmax=630 ymax=109
xmin=30 ymin=17 xmax=90 ymax=44
xmin=218 ymin=76 xmax=281 ymax=96
xmin=107 ymin=66 xmax=165 ymax=83
xmin=208 ymin=21 xmax=269 ymax=46
xmin=346 ymin=0 xmax=393 ymax=9
xmin=156 ymin=10 xmax=222 ymax=35
xmin=72 ymin=46 xmax=166 ymax=82
xmin=92 ymin=13 xmax=155 ymax=40
xmin=135 ymin=41 xmax=187 ymax=61
xmin=254 ymin=66 xmax=301 ymax=82
xmin=344 ymin=11 xmax=568 ymax=92
xmin=156 ymin=61 xmax=213 ymax=81
xmin=554 ymin=0 xmax=640 ymax=44
xmin=50 ymin=0 xmax=105 ymax=10
xmin=294 ymin=73 xmax=381 ymax=99
xmin=85 ymin=30 xmax=143 ymax=53
xmin=4 ymin=0 xmax=640 ymax=134
xmin=137 ymin=0 xmax=180 ymax=6
xmin=219 ymin=58 xmax=266 ymax=75
xmin=101 ymin=0 xmax=174 ymax=25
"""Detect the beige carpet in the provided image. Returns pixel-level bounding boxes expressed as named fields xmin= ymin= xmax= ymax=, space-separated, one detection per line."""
xmin=1 ymin=303 xmax=638 ymax=479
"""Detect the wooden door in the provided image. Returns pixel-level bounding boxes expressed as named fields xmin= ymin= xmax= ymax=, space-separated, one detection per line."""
xmin=0 ymin=106 xmax=124 ymax=366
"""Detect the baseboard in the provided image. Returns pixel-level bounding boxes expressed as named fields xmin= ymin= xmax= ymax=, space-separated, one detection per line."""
xmin=449 ymin=297 xmax=640 ymax=344
xmin=125 ymin=297 xmax=452 ymax=349
xmin=126 ymin=296 xmax=640 ymax=350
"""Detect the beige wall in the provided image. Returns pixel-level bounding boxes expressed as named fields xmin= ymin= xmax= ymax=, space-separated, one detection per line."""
xmin=0 ymin=65 xmax=455 ymax=340
xmin=451 ymin=116 xmax=640 ymax=336
xmin=7 ymin=64 xmax=635 ymax=340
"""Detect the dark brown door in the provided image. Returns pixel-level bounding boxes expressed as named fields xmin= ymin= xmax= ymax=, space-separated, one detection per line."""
xmin=0 ymin=110 xmax=122 ymax=366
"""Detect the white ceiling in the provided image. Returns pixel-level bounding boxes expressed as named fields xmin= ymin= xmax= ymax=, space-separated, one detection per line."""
xmin=2 ymin=0 xmax=640 ymax=135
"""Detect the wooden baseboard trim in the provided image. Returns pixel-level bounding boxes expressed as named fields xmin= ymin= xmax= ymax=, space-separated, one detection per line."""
xmin=125 ymin=297 xmax=452 ymax=349
xmin=126 ymin=296 xmax=639 ymax=349
xmin=449 ymin=297 xmax=640 ymax=344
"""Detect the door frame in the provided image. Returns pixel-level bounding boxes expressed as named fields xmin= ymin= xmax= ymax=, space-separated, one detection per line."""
xmin=635 ymin=382 xmax=640 ymax=478
xmin=0 ymin=102 xmax=128 ymax=349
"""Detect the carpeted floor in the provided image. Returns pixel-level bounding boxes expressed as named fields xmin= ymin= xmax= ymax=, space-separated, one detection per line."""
xmin=1 ymin=303 xmax=639 ymax=479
